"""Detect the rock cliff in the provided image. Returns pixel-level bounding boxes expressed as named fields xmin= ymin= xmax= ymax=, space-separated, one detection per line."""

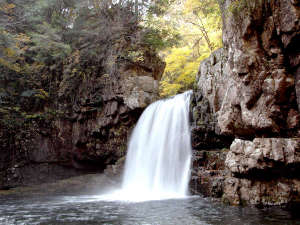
xmin=191 ymin=0 xmax=300 ymax=206
xmin=0 ymin=10 xmax=164 ymax=189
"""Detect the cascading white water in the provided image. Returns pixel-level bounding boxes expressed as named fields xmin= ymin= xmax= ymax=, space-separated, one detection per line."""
xmin=100 ymin=91 xmax=193 ymax=202
xmin=122 ymin=90 xmax=193 ymax=201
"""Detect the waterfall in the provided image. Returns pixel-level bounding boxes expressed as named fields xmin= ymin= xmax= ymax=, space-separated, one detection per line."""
xmin=101 ymin=91 xmax=193 ymax=202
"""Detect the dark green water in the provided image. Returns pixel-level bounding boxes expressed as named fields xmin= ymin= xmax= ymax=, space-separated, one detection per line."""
xmin=0 ymin=195 xmax=299 ymax=225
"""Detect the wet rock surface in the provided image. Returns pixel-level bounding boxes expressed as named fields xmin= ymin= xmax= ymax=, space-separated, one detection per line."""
xmin=191 ymin=0 xmax=300 ymax=206
xmin=223 ymin=177 xmax=300 ymax=206
xmin=0 ymin=173 xmax=119 ymax=197
xmin=190 ymin=89 xmax=233 ymax=150
xmin=190 ymin=150 xmax=228 ymax=198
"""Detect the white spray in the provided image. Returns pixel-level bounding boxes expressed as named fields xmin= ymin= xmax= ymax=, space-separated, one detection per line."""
xmin=100 ymin=91 xmax=193 ymax=202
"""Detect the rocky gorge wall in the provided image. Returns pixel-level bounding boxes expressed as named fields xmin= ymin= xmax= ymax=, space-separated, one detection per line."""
xmin=191 ymin=0 xmax=300 ymax=206
xmin=0 ymin=12 xmax=165 ymax=189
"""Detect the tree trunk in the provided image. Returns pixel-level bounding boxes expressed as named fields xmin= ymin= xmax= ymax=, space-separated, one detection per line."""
xmin=135 ymin=0 xmax=139 ymax=17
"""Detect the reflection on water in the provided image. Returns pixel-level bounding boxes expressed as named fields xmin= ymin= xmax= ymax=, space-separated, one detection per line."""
xmin=0 ymin=195 xmax=299 ymax=225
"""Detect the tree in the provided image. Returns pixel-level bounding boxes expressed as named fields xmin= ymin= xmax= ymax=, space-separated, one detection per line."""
xmin=159 ymin=0 xmax=222 ymax=97
xmin=0 ymin=0 xmax=178 ymax=98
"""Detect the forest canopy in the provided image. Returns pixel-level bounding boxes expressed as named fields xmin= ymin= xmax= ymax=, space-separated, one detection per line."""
xmin=0 ymin=0 xmax=177 ymax=73
xmin=0 ymin=0 xmax=222 ymax=99
xmin=0 ymin=0 xmax=179 ymax=127
xmin=159 ymin=0 xmax=222 ymax=97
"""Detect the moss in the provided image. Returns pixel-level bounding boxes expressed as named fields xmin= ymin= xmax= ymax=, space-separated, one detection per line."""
xmin=217 ymin=0 xmax=225 ymax=5
xmin=221 ymin=148 xmax=229 ymax=152
xmin=225 ymin=0 xmax=251 ymax=19
xmin=240 ymin=199 xmax=248 ymax=206
xmin=0 ymin=108 xmax=9 ymax=114
xmin=222 ymin=195 xmax=231 ymax=205
xmin=119 ymin=144 xmax=127 ymax=157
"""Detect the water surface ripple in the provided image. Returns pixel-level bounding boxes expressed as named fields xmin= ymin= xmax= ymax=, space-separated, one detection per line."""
xmin=0 ymin=195 xmax=299 ymax=225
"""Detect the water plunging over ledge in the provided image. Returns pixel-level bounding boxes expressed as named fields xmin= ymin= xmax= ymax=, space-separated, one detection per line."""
xmin=101 ymin=91 xmax=193 ymax=202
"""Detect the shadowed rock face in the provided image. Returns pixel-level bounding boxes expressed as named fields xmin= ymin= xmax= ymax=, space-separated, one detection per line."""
xmin=190 ymin=86 xmax=234 ymax=151
xmin=191 ymin=0 xmax=300 ymax=206
xmin=0 ymin=26 xmax=165 ymax=189
xmin=190 ymin=149 xmax=228 ymax=198
xmin=54 ymin=53 xmax=164 ymax=171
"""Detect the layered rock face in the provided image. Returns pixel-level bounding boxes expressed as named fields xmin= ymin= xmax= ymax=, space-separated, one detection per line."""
xmin=55 ymin=51 xmax=163 ymax=172
xmin=191 ymin=0 xmax=300 ymax=206
xmin=190 ymin=149 xmax=228 ymax=198
xmin=190 ymin=86 xmax=233 ymax=150
xmin=224 ymin=138 xmax=300 ymax=206
xmin=0 ymin=21 xmax=164 ymax=189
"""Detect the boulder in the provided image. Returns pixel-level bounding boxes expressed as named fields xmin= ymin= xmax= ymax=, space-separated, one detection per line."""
xmin=223 ymin=177 xmax=300 ymax=206
xmin=223 ymin=138 xmax=300 ymax=206
xmin=226 ymin=138 xmax=300 ymax=175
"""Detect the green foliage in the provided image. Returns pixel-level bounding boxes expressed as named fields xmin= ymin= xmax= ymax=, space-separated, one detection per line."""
xmin=0 ymin=0 xmax=175 ymax=106
xmin=160 ymin=46 xmax=210 ymax=97
xmin=147 ymin=0 xmax=176 ymax=16
xmin=28 ymin=27 xmax=71 ymax=64
xmin=226 ymin=0 xmax=262 ymax=19
xmin=0 ymin=0 xmax=174 ymax=72
xmin=126 ymin=50 xmax=145 ymax=62
xmin=143 ymin=26 xmax=181 ymax=51
xmin=123 ymin=0 xmax=182 ymax=51
xmin=159 ymin=0 xmax=222 ymax=97
xmin=227 ymin=0 xmax=249 ymax=17
xmin=1 ymin=0 xmax=205 ymax=105
xmin=21 ymin=89 xmax=49 ymax=99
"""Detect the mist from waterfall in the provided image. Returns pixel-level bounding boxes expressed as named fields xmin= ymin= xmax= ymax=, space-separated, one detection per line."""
xmin=101 ymin=91 xmax=193 ymax=202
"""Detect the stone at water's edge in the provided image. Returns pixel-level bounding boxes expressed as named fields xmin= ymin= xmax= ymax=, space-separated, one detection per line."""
xmin=0 ymin=173 xmax=121 ymax=197
xmin=191 ymin=0 xmax=300 ymax=206
xmin=224 ymin=138 xmax=300 ymax=206
xmin=190 ymin=150 xmax=228 ymax=198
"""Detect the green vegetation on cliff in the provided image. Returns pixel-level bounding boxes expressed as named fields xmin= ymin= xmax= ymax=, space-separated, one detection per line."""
xmin=0 ymin=0 xmax=222 ymax=111
xmin=0 ymin=0 xmax=174 ymax=187
xmin=0 ymin=0 xmax=177 ymax=124
xmin=0 ymin=1 xmax=222 ymax=170
xmin=0 ymin=0 xmax=222 ymax=156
